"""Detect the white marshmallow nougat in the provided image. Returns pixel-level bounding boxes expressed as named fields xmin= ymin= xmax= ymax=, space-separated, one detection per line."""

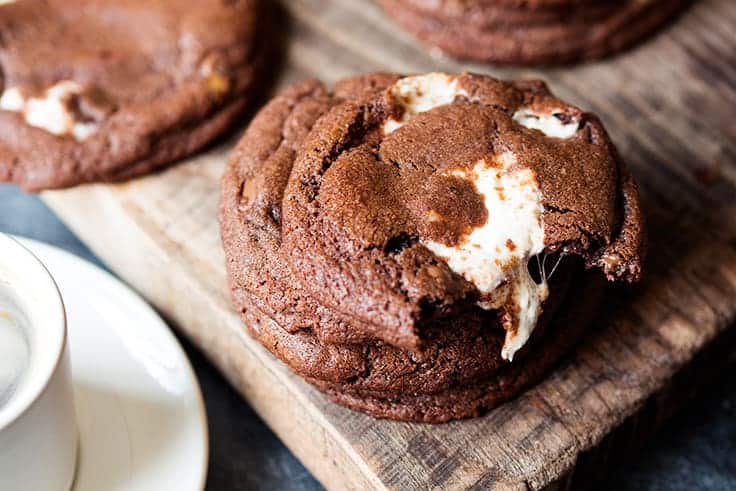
xmin=384 ymin=73 xmax=579 ymax=360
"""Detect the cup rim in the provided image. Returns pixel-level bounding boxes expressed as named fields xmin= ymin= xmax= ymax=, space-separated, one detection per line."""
xmin=0 ymin=233 xmax=67 ymax=430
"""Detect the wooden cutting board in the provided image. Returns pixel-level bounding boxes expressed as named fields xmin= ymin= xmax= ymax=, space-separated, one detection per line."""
xmin=42 ymin=0 xmax=736 ymax=488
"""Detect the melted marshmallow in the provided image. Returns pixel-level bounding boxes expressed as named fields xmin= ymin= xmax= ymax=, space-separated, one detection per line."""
xmin=0 ymin=81 xmax=98 ymax=140
xmin=383 ymin=72 xmax=465 ymax=134
xmin=382 ymin=74 xmax=554 ymax=360
xmin=512 ymin=108 xmax=579 ymax=139
xmin=423 ymin=153 xmax=548 ymax=361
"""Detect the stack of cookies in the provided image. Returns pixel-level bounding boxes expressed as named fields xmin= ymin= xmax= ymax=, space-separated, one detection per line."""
xmin=220 ymin=72 xmax=645 ymax=422
xmin=0 ymin=0 xmax=650 ymax=424
xmin=378 ymin=0 xmax=690 ymax=64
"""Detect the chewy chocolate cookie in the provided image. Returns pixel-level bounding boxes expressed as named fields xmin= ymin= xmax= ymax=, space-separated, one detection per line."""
xmin=0 ymin=0 xmax=265 ymax=191
xmin=220 ymin=72 xmax=645 ymax=422
xmin=378 ymin=0 xmax=689 ymax=64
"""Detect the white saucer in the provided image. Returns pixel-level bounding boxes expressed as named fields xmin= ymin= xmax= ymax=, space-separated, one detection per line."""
xmin=19 ymin=238 xmax=208 ymax=491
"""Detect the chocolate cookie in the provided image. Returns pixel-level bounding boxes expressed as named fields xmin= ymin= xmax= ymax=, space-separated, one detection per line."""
xmin=0 ymin=0 xmax=265 ymax=191
xmin=220 ymin=72 xmax=645 ymax=422
xmin=378 ymin=0 xmax=689 ymax=64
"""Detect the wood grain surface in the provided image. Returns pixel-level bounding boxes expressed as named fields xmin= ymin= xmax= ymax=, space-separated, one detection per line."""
xmin=42 ymin=0 xmax=736 ymax=489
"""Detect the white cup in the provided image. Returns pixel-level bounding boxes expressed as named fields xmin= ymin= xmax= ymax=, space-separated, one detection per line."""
xmin=0 ymin=234 xmax=77 ymax=491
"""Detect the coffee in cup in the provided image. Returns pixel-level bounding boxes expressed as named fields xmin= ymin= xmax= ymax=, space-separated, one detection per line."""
xmin=0 ymin=285 xmax=31 ymax=409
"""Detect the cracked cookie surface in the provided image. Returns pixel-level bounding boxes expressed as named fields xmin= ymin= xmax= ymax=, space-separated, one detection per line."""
xmin=220 ymin=72 xmax=645 ymax=422
xmin=0 ymin=0 xmax=265 ymax=190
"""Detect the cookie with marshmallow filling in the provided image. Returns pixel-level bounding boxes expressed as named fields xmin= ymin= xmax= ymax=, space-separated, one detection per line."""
xmin=0 ymin=0 xmax=265 ymax=191
xmin=220 ymin=72 xmax=645 ymax=422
